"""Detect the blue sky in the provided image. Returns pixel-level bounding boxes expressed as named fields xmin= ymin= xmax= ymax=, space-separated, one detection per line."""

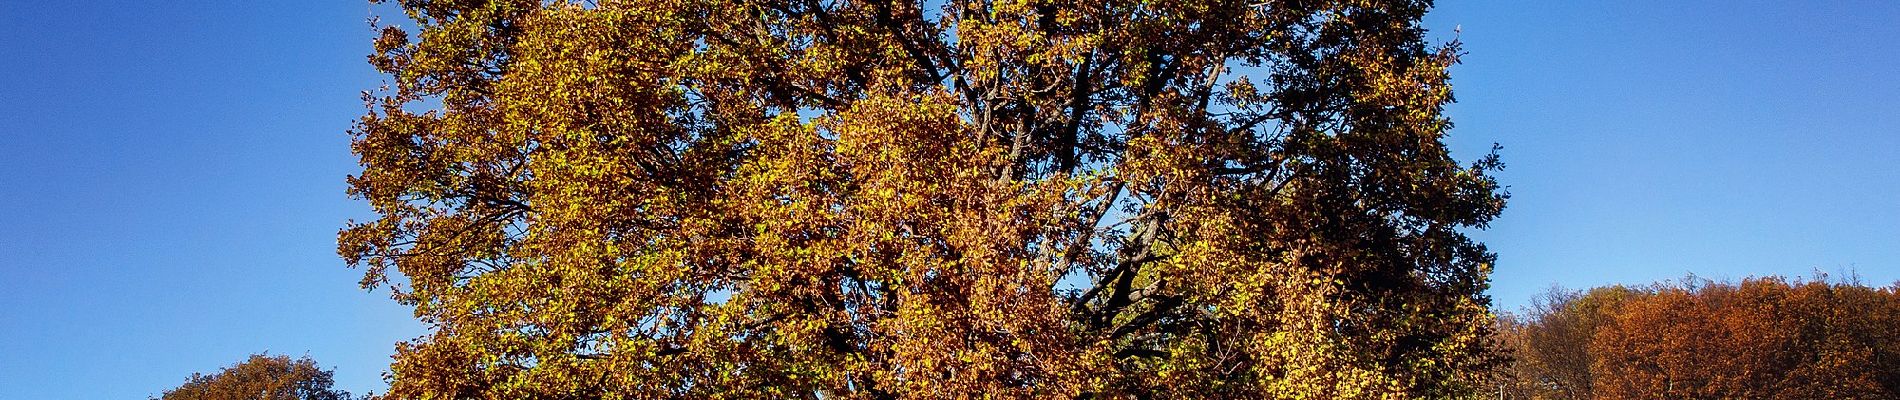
xmin=1424 ymin=0 xmax=1900 ymax=305
xmin=0 ymin=1 xmax=1894 ymax=398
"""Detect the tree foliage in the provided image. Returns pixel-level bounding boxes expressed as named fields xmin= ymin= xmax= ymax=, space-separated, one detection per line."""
xmin=341 ymin=0 xmax=1507 ymax=398
xmin=155 ymin=354 xmax=355 ymax=400
xmin=1494 ymin=286 xmax=1631 ymax=399
xmin=1498 ymin=277 xmax=1900 ymax=399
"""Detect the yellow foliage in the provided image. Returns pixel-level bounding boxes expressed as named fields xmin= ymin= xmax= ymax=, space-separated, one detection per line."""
xmin=342 ymin=0 xmax=1506 ymax=398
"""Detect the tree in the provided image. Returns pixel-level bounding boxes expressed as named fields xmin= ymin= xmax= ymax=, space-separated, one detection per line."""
xmin=1495 ymin=286 xmax=1630 ymax=399
xmin=1497 ymin=276 xmax=1900 ymax=399
xmin=154 ymin=353 xmax=355 ymax=400
xmin=1589 ymin=277 xmax=1900 ymax=399
xmin=340 ymin=0 xmax=1508 ymax=398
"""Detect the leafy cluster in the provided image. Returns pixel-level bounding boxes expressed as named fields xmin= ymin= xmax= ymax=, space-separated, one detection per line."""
xmin=1498 ymin=277 xmax=1900 ymax=399
xmin=341 ymin=0 xmax=1506 ymax=398
xmin=155 ymin=354 xmax=356 ymax=400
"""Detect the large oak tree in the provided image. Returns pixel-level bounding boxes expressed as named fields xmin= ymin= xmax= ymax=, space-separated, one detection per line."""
xmin=340 ymin=0 xmax=1507 ymax=398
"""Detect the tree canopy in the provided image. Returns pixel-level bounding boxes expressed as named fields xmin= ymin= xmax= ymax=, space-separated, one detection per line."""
xmin=154 ymin=354 xmax=355 ymax=400
xmin=1498 ymin=277 xmax=1900 ymax=399
xmin=340 ymin=0 xmax=1507 ymax=398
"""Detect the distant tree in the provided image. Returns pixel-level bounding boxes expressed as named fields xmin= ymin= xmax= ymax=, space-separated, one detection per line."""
xmin=1589 ymin=281 xmax=1722 ymax=399
xmin=1794 ymin=279 xmax=1900 ymax=398
xmin=154 ymin=353 xmax=354 ymax=400
xmin=1498 ymin=276 xmax=1900 ymax=399
xmin=1591 ymin=277 xmax=1900 ymax=399
xmin=341 ymin=0 xmax=1509 ymax=398
xmin=1496 ymin=286 xmax=1630 ymax=399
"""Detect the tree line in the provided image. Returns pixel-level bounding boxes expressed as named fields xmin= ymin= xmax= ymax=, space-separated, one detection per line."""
xmin=1495 ymin=276 xmax=1900 ymax=399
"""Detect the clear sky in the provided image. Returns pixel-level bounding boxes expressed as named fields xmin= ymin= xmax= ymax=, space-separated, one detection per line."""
xmin=0 ymin=1 xmax=1894 ymax=398
xmin=1424 ymin=0 xmax=1900 ymax=307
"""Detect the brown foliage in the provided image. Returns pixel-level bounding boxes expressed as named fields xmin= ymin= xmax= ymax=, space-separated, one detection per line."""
xmin=341 ymin=0 xmax=1508 ymax=398
xmin=1498 ymin=276 xmax=1900 ymax=400
xmin=155 ymin=354 xmax=355 ymax=400
xmin=1496 ymin=286 xmax=1632 ymax=399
